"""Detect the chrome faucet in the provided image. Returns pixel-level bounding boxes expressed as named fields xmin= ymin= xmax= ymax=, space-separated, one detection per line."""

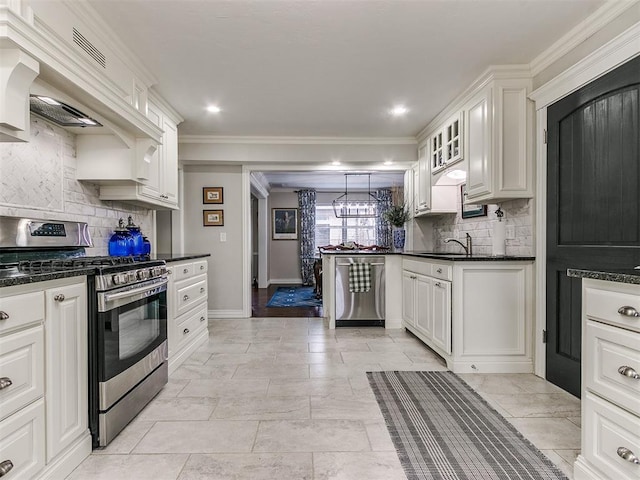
xmin=444 ymin=233 xmax=473 ymax=256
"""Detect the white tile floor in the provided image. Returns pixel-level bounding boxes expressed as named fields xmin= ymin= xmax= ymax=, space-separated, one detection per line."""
xmin=68 ymin=318 xmax=581 ymax=479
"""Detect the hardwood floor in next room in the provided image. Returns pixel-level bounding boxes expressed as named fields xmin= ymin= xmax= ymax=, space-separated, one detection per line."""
xmin=252 ymin=285 xmax=323 ymax=318
xmin=68 ymin=317 xmax=582 ymax=479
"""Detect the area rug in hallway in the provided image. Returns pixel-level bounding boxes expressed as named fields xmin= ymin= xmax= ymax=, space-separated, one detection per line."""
xmin=266 ymin=286 xmax=322 ymax=307
xmin=367 ymin=371 xmax=568 ymax=480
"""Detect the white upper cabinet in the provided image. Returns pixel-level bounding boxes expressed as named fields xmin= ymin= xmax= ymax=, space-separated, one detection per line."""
xmin=464 ymin=76 xmax=533 ymax=204
xmin=416 ymin=145 xmax=431 ymax=213
xmin=97 ymin=95 xmax=181 ymax=209
xmin=431 ymin=112 xmax=463 ymax=174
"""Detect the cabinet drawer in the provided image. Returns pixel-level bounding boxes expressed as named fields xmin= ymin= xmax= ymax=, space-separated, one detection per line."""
xmin=585 ymin=283 xmax=640 ymax=333
xmin=585 ymin=321 xmax=640 ymax=416
xmin=430 ymin=263 xmax=452 ymax=281
xmin=175 ymin=275 xmax=207 ymax=317
xmin=402 ymin=259 xmax=432 ymax=277
xmin=0 ymin=326 xmax=44 ymax=421
xmin=175 ymin=305 xmax=208 ymax=353
xmin=583 ymin=392 xmax=640 ymax=480
xmin=0 ymin=291 xmax=44 ymax=334
xmin=0 ymin=398 xmax=45 ymax=480
xmin=172 ymin=262 xmax=194 ymax=281
xmin=193 ymin=260 xmax=208 ymax=275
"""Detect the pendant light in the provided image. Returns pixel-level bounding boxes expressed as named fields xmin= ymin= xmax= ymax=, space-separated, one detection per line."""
xmin=332 ymin=173 xmax=380 ymax=218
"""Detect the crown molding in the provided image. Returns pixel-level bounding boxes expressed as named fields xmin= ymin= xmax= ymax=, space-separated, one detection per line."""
xmin=178 ymin=135 xmax=417 ymax=145
xmin=530 ymin=21 xmax=640 ymax=108
xmin=529 ymin=0 xmax=639 ymax=77
xmin=148 ymin=89 xmax=184 ymax=124
xmin=250 ymin=172 xmax=270 ymax=197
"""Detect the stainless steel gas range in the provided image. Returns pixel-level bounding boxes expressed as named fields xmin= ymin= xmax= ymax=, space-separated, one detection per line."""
xmin=0 ymin=216 xmax=168 ymax=448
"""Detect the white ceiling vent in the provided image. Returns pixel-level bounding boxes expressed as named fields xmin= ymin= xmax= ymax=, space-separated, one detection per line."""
xmin=73 ymin=28 xmax=106 ymax=69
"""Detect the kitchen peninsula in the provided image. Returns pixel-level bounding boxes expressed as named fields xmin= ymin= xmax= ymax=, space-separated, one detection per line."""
xmin=322 ymin=251 xmax=535 ymax=374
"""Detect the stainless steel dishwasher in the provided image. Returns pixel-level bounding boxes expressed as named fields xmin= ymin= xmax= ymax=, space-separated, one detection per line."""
xmin=335 ymin=256 xmax=385 ymax=327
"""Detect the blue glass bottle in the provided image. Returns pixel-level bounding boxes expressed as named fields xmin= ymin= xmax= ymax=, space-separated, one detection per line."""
xmin=142 ymin=236 xmax=151 ymax=255
xmin=126 ymin=216 xmax=144 ymax=256
xmin=108 ymin=218 xmax=133 ymax=256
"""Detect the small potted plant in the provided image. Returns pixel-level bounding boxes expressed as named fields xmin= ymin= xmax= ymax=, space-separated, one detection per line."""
xmin=382 ymin=203 xmax=411 ymax=251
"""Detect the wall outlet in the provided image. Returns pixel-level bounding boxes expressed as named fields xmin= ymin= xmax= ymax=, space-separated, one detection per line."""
xmin=505 ymin=226 xmax=515 ymax=239
xmin=220 ymin=232 xmax=227 ymax=242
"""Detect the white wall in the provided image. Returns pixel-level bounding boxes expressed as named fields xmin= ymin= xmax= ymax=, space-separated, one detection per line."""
xmin=182 ymin=164 xmax=244 ymax=315
xmin=0 ymin=117 xmax=153 ymax=254
xmin=268 ymin=191 xmax=301 ymax=284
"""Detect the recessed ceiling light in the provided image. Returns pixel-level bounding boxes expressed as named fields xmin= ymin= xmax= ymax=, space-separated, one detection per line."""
xmin=206 ymin=105 xmax=221 ymax=113
xmin=390 ymin=105 xmax=408 ymax=116
xmin=384 ymin=160 xmax=394 ymax=166
xmin=331 ymin=160 xmax=341 ymax=166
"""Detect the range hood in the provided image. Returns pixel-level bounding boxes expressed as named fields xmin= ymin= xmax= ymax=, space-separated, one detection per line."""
xmin=29 ymin=94 xmax=102 ymax=127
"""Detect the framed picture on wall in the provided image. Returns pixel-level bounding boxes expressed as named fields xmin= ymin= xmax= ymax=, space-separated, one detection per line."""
xmin=203 ymin=210 xmax=224 ymax=226
xmin=203 ymin=187 xmax=223 ymax=204
xmin=272 ymin=208 xmax=298 ymax=240
xmin=461 ymin=184 xmax=487 ymax=219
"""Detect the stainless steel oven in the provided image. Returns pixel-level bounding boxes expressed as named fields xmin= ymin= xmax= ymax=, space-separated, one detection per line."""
xmin=90 ymin=263 xmax=168 ymax=447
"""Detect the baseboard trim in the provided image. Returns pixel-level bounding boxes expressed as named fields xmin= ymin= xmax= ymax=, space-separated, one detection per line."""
xmin=37 ymin=432 xmax=92 ymax=479
xmin=208 ymin=309 xmax=246 ymax=318
xmin=168 ymin=328 xmax=208 ymax=375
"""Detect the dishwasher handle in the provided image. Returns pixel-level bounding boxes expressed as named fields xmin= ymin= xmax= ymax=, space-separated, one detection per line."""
xmin=337 ymin=262 xmax=385 ymax=266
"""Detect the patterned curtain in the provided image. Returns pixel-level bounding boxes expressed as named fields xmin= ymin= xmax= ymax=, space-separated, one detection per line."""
xmin=298 ymin=189 xmax=317 ymax=286
xmin=376 ymin=189 xmax=392 ymax=247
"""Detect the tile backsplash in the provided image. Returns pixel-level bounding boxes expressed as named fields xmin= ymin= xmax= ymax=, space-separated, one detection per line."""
xmin=431 ymin=191 xmax=533 ymax=256
xmin=0 ymin=118 xmax=153 ymax=255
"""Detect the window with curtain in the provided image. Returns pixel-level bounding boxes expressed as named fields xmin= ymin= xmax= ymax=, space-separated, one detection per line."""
xmin=314 ymin=204 xmax=377 ymax=247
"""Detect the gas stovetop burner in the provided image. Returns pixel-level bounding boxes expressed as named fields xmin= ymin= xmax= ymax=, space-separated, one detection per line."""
xmin=16 ymin=255 xmax=152 ymax=272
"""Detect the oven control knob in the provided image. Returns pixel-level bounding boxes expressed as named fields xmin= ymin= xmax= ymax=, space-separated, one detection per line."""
xmin=112 ymin=273 xmax=126 ymax=285
xmin=137 ymin=270 xmax=149 ymax=280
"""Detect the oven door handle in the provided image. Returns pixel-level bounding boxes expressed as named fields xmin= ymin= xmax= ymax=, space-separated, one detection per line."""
xmin=103 ymin=278 xmax=168 ymax=303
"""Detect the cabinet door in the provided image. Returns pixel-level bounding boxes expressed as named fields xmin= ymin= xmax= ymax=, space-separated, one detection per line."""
xmin=431 ymin=279 xmax=452 ymax=354
xmin=412 ymin=166 xmax=420 ymax=215
xmin=403 ymin=168 xmax=414 ymax=218
xmin=161 ymin=117 xmax=178 ymax=206
xmin=418 ymin=154 xmax=431 ymax=211
xmin=444 ymin=113 xmax=463 ymax=165
xmin=415 ymin=275 xmax=433 ymax=337
xmin=45 ymin=281 xmax=88 ymax=461
xmin=140 ymin=100 xmax=163 ymax=200
xmin=401 ymin=271 xmax=415 ymax=327
xmin=431 ymin=131 xmax=444 ymax=171
xmin=465 ymin=86 xmax=492 ymax=200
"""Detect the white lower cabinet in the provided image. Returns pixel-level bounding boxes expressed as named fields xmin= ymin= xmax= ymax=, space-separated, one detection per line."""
xmin=402 ymin=258 xmax=533 ymax=373
xmin=574 ymin=278 xmax=640 ymax=480
xmin=0 ymin=277 xmax=91 ymax=479
xmin=167 ymin=259 xmax=209 ymax=374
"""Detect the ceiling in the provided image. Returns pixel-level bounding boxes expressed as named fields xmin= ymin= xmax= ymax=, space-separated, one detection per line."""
xmin=87 ymin=0 xmax=605 ymax=138
xmin=261 ymin=171 xmax=406 ymax=190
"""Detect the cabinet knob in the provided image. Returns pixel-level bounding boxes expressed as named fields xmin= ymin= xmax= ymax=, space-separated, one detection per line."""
xmin=167 ymin=270 xmax=173 ymax=275
xmin=54 ymin=294 xmax=65 ymax=302
xmin=0 ymin=460 xmax=14 ymax=477
xmin=435 ymin=282 xmax=442 ymax=288
xmin=200 ymin=287 xmax=205 ymax=293
xmin=200 ymin=316 xmax=206 ymax=322
xmin=0 ymin=377 xmax=12 ymax=390
xmin=436 ymin=268 xmax=443 ymax=273
xmin=183 ymin=328 xmax=190 ymax=335
xmin=200 ymin=265 xmax=205 ymax=270
xmin=0 ymin=311 xmax=8 ymax=320
xmin=618 ymin=366 xmax=640 ymax=380
xmin=183 ymin=268 xmax=188 ymax=274
xmin=618 ymin=306 xmax=639 ymax=317
xmin=617 ymin=447 xmax=640 ymax=465
xmin=183 ymin=294 xmax=189 ymax=301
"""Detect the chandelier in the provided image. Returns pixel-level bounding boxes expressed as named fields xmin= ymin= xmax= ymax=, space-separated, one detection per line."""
xmin=332 ymin=173 xmax=380 ymax=218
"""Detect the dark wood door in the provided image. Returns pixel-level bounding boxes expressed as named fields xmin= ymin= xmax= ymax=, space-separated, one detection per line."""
xmin=546 ymin=55 xmax=640 ymax=397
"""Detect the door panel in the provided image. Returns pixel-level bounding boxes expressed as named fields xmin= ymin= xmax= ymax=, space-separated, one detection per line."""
xmin=546 ymin=55 xmax=640 ymax=397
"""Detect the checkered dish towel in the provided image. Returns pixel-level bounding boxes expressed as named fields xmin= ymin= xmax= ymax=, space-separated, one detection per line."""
xmin=348 ymin=263 xmax=371 ymax=293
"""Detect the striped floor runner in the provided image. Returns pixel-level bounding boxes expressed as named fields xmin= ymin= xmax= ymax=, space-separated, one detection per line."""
xmin=367 ymin=371 xmax=568 ymax=480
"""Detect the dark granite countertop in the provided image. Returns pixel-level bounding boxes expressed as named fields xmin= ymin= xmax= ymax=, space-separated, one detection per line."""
xmin=152 ymin=254 xmax=211 ymax=263
xmin=402 ymin=252 xmax=535 ymax=261
xmin=0 ymin=267 xmax=94 ymax=288
xmin=567 ymin=268 xmax=640 ymax=285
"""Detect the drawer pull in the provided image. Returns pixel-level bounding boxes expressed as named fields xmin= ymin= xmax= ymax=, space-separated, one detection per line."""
xmin=435 ymin=282 xmax=442 ymax=288
xmin=617 ymin=447 xmax=640 ymax=465
xmin=183 ymin=328 xmax=190 ymax=335
xmin=618 ymin=366 xmax=640 ymax=380
xmin=183 ymin=268 xmax=188 ymax=274
xmin=200 ymin=316 xmax=206 ymax=322
xmin=618 ymin=306 xmax=640 ymax=317
xmin=0 ymin=377 xmax=12 ymax=390
xmin=0 ymin=311 xmax=8 ymax=320
xmin=200 ymin=287 xmax=205 ymax=293
xmin=54 ymin=294 xmax=65 ymax=302
xmin=167 ymin=270 xmax=173 ymax=275
xmin=183 ymin=294 xmax=189 ymax=301
xmin=0 ymin=460 xmax=14 ymax=477
xmin=200 ymin=265 xmax=205 ymax=270
xmin=436 ymin=268 xmax=443 ymax=273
